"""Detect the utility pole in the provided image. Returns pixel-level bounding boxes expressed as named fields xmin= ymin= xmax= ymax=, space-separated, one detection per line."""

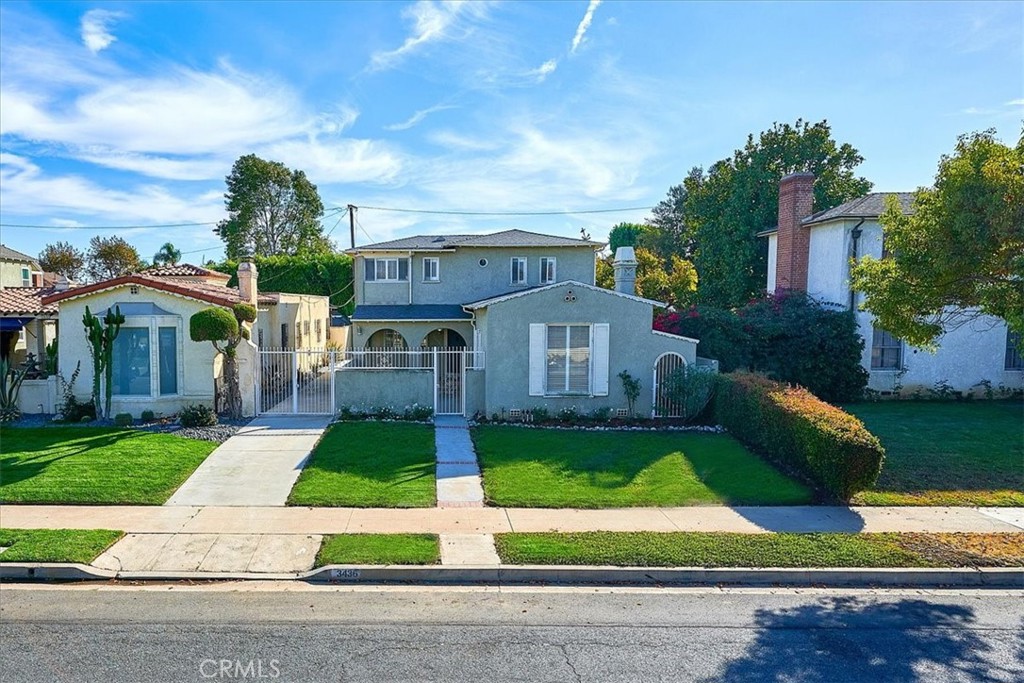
xmin=347 ymin=204 xmax=357 ymax=250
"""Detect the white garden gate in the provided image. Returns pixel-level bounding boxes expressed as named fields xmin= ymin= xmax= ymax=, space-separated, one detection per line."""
xmin=257 ymin=348 xmax=336 ymax=415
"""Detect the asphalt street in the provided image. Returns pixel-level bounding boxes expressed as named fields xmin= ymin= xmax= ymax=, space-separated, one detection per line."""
xmin=1 ymin=583 xmax=1021 ymax=682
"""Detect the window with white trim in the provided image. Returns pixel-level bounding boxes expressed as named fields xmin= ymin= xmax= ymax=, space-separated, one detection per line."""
xmin=364 ymin=257 xmax=409 ymax=282
xmin=510 ymin=257 xmax=527 ymax=285
xmin=1006 ymin=330 xmax=1023 ymax=371
xmin=423 ymin=257 xmax=439 ymax=282
xmin=546 ymin=324 xmax=591 ymax=394
xmin=539 ymin=257 xmax=557 ymax=284
xmin=871 ymin=328 xmax=902 ymax=370
xmin=21 ymin=267 xmax=31 ymax=287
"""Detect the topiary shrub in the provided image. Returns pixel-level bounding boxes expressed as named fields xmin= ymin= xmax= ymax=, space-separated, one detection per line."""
xmin=114 ymin=412 xmax=133 ymax=427
xmin=715 ymin=372 xmax=884 ymax=501
xmin=179 ymin=404 xmax=217 ymax=428
xmin=141 ymin=410 xmax=156 ymax=422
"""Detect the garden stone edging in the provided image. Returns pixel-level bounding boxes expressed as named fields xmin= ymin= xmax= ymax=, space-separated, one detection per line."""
xmin=466 ymin=422 xmax=727 ymax=433
xmin=2 ymin=563 xmax=1021 ymax=588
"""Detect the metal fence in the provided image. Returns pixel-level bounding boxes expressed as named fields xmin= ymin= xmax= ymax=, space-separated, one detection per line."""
xmin=257 ymin=348 xmax=337 ymax=415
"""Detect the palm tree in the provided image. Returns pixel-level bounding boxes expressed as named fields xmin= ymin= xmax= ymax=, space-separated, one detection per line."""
xmin=153 ymin=242 xmax=182 ymax=266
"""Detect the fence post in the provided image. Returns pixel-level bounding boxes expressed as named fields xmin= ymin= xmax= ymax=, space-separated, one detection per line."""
xmin=433 ymin=348 xmax=439 ymax=414
xmin=292 ymin=349 xmax=299 ymax=414
xmin=329 ymin=349 xmax=336 ymax=415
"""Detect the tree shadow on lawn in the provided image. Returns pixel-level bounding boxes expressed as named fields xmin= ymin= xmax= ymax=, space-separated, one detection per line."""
xmin=709 ymin=597 xmax=1017 ymax=683
xmin=0 ymin=429 xmax=149 ymax=489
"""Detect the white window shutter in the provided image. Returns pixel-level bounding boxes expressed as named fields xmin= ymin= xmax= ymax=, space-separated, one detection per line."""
xmin=529 ymin=324 xmax=546 ymax=396
xmin=592 ymin=323 xmax=610 ymax=396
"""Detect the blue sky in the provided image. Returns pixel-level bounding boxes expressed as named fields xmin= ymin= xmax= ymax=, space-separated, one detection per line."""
xmin=1 ymin=0 xmax=1021 ymax=264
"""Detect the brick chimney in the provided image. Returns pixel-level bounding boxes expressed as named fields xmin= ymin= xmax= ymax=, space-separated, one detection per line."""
xmin=613 ymin=246 xmax=637 ymax=295
xmin=775 ymin=172 xmax=815 ymax=292
xmin=237 ymin=255 xmax=258 ymax=306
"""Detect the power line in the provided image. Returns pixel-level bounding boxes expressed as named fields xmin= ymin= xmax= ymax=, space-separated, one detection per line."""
xmin=354 ymin=214 xmax=374 ymax=244
xmin=0 ymin=206 xmax=346 ymax=231
xmin=352 ymin=205 xmax=653 ymax=216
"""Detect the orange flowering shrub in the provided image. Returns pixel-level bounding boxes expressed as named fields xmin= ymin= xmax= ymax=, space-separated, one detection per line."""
xmin=715 ymin=372 xmax=884 ymax=500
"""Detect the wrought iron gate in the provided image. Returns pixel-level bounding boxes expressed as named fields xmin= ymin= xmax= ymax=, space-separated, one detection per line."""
xmin=652 ymin=352 xmax=687 ymax=418
xmin=433 ymin=348 xmax=465 ymax=416
xmin=257 ymin=348 xmax=336 ymax=415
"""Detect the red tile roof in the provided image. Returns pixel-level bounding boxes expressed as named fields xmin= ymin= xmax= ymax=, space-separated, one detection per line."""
xmin=42 ymin=273 xmax=274 ymax=308
xmin=0 ymin=287 xmax=59 ymax=316
xmin=144 ymin=264 xmax=231 ymax=280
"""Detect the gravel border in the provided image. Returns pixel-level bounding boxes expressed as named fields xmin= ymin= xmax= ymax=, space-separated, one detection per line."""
xmin=4 ymin=414 xmax=247 ymax=444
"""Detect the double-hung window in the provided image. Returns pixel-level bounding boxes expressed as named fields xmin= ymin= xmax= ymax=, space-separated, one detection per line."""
xmin=870 ymin=328 xmax=902 ymax=370
xmin=546 ymin=325 xmax=591 ymax=394
xmin=1006 ymin=330 xmax=1023 ymax=371
xmin=364 ymin=257 xmax=409 ymax=282
xmin=511 ymin=257 xmax=527 ymax=285
xmin=21 ymin=267 xmax=31 ymax=287
xmin=539 ymin=257 xmax=557 ymax=284
xmin=423 ymin=257 xmax=440 ymax=282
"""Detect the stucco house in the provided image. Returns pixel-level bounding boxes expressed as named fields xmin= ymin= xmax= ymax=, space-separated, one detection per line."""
xmin=340 ymin=229 xmax=706 ymax=417
xmin=761 ymin=172 xmax=1022 ymax=395
xmin=41 ymin=261 xmax=330 ymax=418
xmin=0 ymin=245 xmax=59 ymax=367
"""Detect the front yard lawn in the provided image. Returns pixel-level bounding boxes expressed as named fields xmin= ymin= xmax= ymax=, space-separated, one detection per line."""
xmin=846 ymin=401 xmax=1024 ymax=506
xmin=0 ymin=528 xmax=124 ymax=563
xmin=288 ymin=422 xmax=436 ymax=507
xmin=315 ymin=533 xmax=439 ymax=566
xmin=474 ymin=426 xmax=814 ymax=508
xmin=495 ymin=532 xmax=1024 ymax=567
xmin=0 ymin=427 xmax=216 ymax=505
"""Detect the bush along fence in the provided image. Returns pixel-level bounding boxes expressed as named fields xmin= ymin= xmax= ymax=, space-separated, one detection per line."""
xmin=714 ymin=372 xmax=885 ymax=501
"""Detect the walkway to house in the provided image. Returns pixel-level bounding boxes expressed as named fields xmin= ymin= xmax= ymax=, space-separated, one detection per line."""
xmin=434 ymin=415 xmax=485 ymax=508
xmin=165 ymin=415 xmax=331 ymax=507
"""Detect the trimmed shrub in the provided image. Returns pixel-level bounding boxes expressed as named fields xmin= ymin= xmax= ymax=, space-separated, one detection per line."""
xmin=113 ymin=412 xmax=133 ymax=427
xmin=715 ymin=372 xmax=884 ymax=501
xmin=179 ymin=404 xmax=217 ymax=428
xmin=141 ymin=410 xmax=156 ymax=422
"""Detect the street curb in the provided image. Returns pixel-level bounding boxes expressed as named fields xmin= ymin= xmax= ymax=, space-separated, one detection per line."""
xmin=2 ymin=563 xmax=1021 ymax=587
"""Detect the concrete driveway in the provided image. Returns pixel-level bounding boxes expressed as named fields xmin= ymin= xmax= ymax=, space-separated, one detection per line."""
xmin=165 ymin=415 xmax=331 ymax=507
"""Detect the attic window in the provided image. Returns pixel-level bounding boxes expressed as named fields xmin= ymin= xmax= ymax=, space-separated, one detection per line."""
xmin=130 ymin=286 xmax=140 ymax=295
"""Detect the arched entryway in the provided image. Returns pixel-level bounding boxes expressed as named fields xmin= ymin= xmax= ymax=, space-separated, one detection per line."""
xmin=420 ymin=328 xmax=466 ymax=349
xmin=361 ymin=328 xmax=410 ymax=368
xmin=366 ymin=328 xmax=408 ymax=349
xmin=653 ymin=352 xmax=687 ymax=417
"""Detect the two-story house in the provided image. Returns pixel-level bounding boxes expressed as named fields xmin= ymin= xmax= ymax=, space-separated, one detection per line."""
xmin=0 ymin=244 xmax=57 ymax=366
xmin=761 ymin=173 xmax=1023 ymax=396
xmin=342 ymin=229 xmax=702 ymax=417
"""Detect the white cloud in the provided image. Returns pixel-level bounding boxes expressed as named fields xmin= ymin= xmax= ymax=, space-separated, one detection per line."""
xmin=570 ymin=0 xmax=602 ymax=54
xmin=369 ymin=1 xmax=492 ymax=71
xmin=80 ymin=9 xmax=125 ymax=54
xmin=385 ymin=103 xmax=456 ymax=131
xmin=1007 ymin=99 xmax=1024 ymax=107
xmin=528 ymin=59 xmax=558 ymax=82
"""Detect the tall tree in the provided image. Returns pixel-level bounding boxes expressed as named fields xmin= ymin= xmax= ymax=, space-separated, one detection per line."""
xmin=38 ymin=241 xmax=85 ymax=281
xmin=86 ymin=236 xmax=144 ymax=281
xmin=152 ymin=242 xmax=182 ymax=266
xmin=607 ymin=222 xmax=647 ymax=255
xmin=216 ymin=154 xmax=329 ymax=259
xmin=650 ymin=120 xmax=872 ymax=307
xmin=851 ymin=130 xmax=1024 ymax=348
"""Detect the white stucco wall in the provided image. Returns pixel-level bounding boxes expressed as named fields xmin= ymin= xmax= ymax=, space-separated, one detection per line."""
xmin=766 ymin=234 xmax=777 ymax=292
xmin=56 ymin=285 xmax=223 ymax=417
xmin=0 ymin=258 xmax=37 ymax=288
xmin=806 ymin=220 xmax=850 ymax=305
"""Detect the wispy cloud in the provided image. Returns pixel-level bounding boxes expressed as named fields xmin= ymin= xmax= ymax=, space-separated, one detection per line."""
xmin=385 ymin=103 xmax=456 ymax=131
xmin=80 ymin=9 xmax=125 ymax=54
xmin=368 ymin=1 xmax=491 ymax=71
xmin=1007 ymin=99 xmax=1024 ymax=107
xmin=570 ymin=0 xmax=602 ymax=55
xmin=527 ymin=59 xmax=558 ymax=82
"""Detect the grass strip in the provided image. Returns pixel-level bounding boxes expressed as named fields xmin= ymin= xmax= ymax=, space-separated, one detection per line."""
xmin=494 ymin=532 xmax=1024 ymax=568
xmin=0 ymin=528 xmax=124 ymax=564
xmin=315 ymin=533 xmax=440 ymax=566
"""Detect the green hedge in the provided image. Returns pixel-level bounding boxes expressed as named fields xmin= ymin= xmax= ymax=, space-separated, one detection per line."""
xmin=215 ymin=253 xmax=353 ymax=312
xmin=715 ymin=372 xmax=884 ymax=501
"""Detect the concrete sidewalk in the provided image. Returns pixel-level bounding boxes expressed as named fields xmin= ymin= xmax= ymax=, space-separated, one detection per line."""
xmin=434 ymin=415 xmax=485 ymax=507
xmin=4 ymin=504 xmax=1022 ymax=535
xmin=165 ymin=415 xmax=330 ymax=507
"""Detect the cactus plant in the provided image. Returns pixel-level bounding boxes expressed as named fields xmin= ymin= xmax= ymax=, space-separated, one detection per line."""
xmin=0 ymin=359 xmax=28 ymax=422
xmin=82 ymin=304 xmax=125 ymax=419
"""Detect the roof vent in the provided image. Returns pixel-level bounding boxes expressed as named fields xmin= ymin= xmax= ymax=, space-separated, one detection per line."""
xmin=432 ymin=236 xmax=446 ymax=243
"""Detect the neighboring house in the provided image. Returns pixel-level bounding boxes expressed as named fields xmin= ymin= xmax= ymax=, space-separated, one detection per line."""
xmin=0 ymin=245 xmax=57 ymax=366
xmin=762 ymin=172 xmax=1022 ymax=395
xmin=41 ymin=261 xmax=330 ymax=418
xmin=342 ymin=229 xmax=704 ymax=417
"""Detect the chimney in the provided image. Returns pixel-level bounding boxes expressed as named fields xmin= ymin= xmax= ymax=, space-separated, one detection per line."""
xmin=237 ymin=255 xmax=258 ymax=307
xmin=775 ymin=172 xmax=815 ymax=292
xmin=613 ymin=246 xmax=637 ymax=295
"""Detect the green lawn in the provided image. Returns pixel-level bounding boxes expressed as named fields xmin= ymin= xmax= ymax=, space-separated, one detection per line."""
xmin=288 ymin=422 xmax=436 ymax=507
xmin=495 ymin=532 xmax=1024 ymax=567
xmin=846 ymin=401 xmax=1024 ymax=506
xmin=473 ymin=426 xmax=814 ymax=508
xmin=315 ymin=533 xmax=440 ymax=566
xmin=0 ymin=528 xmax=124 ymax=563
xmin=0 ymin=427 xmax=216 ymax=505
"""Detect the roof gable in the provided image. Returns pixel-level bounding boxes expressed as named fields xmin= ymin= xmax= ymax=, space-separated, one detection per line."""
xmin=41 ymin=274 xmax=274 ymax=308
xmin=464 ymin=280 xmax=666 ymax=310
xmin=350 ymin=229 xmax=603 ymax=252
xmin=0 ymin=244 xmax=40 ymax=268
